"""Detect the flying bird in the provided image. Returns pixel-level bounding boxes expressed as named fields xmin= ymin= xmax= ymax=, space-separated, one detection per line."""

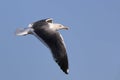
xmin=15 ymin=18 xmax=69 ymax=74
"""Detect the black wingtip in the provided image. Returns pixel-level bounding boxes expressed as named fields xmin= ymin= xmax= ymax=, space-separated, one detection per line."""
xmin=56 ymin=56 xmax=69 ymax=74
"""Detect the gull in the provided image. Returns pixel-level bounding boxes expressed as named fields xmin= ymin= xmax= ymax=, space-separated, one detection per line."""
xmin=15 ymin=18 xmax=69 ymax=74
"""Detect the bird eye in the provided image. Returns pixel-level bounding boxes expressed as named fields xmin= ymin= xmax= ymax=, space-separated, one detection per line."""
xmin=59 ymin=25 xmax=62 ymax=27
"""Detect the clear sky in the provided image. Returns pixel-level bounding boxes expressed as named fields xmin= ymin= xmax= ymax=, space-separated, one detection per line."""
xmin=0 ymin=0 xmax=120 ymax=80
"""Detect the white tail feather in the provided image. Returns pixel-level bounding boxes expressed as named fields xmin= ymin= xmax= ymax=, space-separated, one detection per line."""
xmin=15 ymin=28 xmax=33 ymax=36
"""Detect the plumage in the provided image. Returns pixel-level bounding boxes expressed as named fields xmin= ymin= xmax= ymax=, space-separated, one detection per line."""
xmin=15 ymin=18 xmax=69 ymax=74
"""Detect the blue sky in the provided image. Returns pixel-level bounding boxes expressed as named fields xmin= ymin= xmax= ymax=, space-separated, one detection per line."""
xmin=0 ymin=0 xmax=120 ymax=80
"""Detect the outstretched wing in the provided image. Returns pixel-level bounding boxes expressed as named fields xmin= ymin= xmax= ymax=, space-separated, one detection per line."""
xmin=33 ymin=29 xmax=69 ymax=74
xmin=50 ymin=32 xmax=69 ymax=74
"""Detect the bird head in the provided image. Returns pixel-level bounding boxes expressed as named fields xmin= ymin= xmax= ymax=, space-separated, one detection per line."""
xmin=50 ymin=23 xmax=69 ymax=31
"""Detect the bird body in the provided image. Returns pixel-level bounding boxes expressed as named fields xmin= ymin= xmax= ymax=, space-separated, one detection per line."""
xmin=15 ymin=18 xmax=69 ymax=74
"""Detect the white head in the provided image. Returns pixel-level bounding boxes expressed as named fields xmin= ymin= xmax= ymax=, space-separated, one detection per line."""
xmin=49 ymin=23 xmax=69 ymax=31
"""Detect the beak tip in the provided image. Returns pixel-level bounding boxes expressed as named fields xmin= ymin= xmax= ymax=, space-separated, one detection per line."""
xmin=66 ymin=27 xmax=69 ymax=30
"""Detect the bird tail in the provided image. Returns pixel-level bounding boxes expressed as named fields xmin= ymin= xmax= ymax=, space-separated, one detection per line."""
xmin=15 ymin=27 xmax=33 ymax=36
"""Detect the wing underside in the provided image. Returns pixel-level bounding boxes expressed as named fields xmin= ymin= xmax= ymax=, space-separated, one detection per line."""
xmin=33 ymin=30 xmax=69 ymax=74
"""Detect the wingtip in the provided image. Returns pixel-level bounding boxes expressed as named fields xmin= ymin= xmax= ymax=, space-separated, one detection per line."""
xmin=67 ymin=69 xmax=69 ymax=74
xmin=64 ymin=69 xmax=69 ymax=74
